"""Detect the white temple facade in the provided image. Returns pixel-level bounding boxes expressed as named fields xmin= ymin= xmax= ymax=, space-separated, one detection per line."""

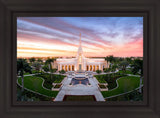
xmin=53 ymin=34 xmax=109 ymax=72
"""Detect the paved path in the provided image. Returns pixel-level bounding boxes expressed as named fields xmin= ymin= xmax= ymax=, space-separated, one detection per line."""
xmin=54 ymin=76 xmax=105 ymax=101
xmin=17 ymin=73 xmax=39 ymax=77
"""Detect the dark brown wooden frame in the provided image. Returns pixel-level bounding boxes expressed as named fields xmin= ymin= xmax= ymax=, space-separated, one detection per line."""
xmin=0 ymin=0 xmax=160 ymax=118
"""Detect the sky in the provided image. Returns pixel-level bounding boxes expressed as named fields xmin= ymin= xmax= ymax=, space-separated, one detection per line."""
xmin=17 ymin=17 xmax=143 ymax=58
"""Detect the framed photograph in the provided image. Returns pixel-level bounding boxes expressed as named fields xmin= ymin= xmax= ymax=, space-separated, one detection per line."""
xmin=16 ymin=16 xmax=144 ymax=102
xmin=0 ymin=0 xmax=160 ymax=118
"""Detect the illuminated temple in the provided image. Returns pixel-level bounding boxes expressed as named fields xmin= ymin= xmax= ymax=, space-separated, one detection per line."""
xmin=53 ymin=34 xmax=109 ymax=72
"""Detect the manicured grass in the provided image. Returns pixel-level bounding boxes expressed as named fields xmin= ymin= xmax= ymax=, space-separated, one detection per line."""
xmin=23 ymin=70 xmax=41 ymax=75
xmin=106 ymin=89 xmax=143 ymax=101
xmin=118 ymin=70 xmax=140 ymax=75
xmin=101 ymin=76 xmax=140 ymax=98
xmin=94 ymin=75 xmax=106 ymax=83
xmin=17 ymin=84 xmax=52 ymax=101
xmin=24 ymin=72 xmax=30 ymax=75
xmin=94 ymin=74 xmax=126 ymax=90
xmin=17 ymin=76 xmax=58 ymax=97
xmin=35 ymin=73 xmax=65 ymax=89
xmin=118 ymin=70 xmax=133 ymax=74
xmin=32 ymin=70 xmax=41 ymax=74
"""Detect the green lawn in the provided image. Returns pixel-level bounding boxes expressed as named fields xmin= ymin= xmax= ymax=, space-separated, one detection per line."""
xmin=106 ymin=89 xmax=143 ymax=101
xmin=17 ymin=76 xmax=58 ymax=97
xmin=23 ymin=70 xmax=41 ymax=75
xmin=17 ymin=85 xmax=52 ymax=101
xmin=101 ymin=76 xmax=140 ymax=98
xmin=118 ymin=70 xmax=140 ymax=75
xmin=118 ymin=70 xmax=133 ymax=74
xmin=24 ymin=72 xmax=30 ymax=75
xmin=94 ymin=74 xmax=126 ymax=90
xmin=35 ymin=73 xmax=66 ymax=89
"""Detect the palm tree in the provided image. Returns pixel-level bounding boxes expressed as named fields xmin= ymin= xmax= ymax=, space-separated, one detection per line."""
xmin=37 ymin=58 xmax=43 ymax=64
xmin=125 ymin=57 xmax=132 ymax=64
xmin=131 ymin=59 xmax=143 ymax=93
xmin=42 ymin=65 xmax=49 ymax=72
xmin=45 ymin=58 xmax=54 ymax=69
xmin=32 ymin=62 xmax=41 ymax=73
xmin=45 ymin=57 xmax=56 ymax=79
xmin=29 ymin=57 xmax=36 ymax=64
xmin=17 ymin=58 xmax=32 ymax=92
xmin=111 ymin=64 xmax=118 ymax=78
xmin=119 ymin=61 xmax=129 ymax=74
xmin=105 ymin=55 xmax=115 ymax=64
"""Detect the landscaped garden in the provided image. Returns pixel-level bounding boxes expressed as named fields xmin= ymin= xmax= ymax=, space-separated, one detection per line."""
xmin=17 ymin=76 xmax=59 ymax=97
xmin=98 ymin=84 xmax=107 ymax=89
xmin=35 ymin=73 xmax=66 ymax=89
xmin=17 ymin=85 xmax=52 ymax=101
xmin=54 ymin=84 xmax=62 ymax=88
xmin=117 ymin=70 xmax=140 ymax=75
xmin=101 ymin=76 xmax=140 ymax=98
xmin=94 ymin=73 xmax=126 ymax=90
xmin=106 ymin=88 xmax=143 ymax=101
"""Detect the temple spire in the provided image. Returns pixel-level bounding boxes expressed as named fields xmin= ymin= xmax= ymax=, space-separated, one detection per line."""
xmin=79 ymin=33 xmax=81 ymax=46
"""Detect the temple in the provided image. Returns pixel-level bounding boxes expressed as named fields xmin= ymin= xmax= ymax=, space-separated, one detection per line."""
xmin=53 ymin=33 xmax=109 ymax=72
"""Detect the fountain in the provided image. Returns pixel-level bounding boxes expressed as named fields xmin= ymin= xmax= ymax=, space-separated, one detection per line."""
xmin=70 ymin=71 xmax=90 ymax=85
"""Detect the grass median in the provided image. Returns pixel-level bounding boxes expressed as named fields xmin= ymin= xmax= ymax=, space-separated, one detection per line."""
xmin=17 ymin=76 xmax=59 ymax=97
xmin=101 ymin=76 xmax=140 ymax=98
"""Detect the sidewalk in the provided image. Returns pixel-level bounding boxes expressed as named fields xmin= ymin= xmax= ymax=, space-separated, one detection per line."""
xmin=54 ymin=76 xmax=105 ymax=101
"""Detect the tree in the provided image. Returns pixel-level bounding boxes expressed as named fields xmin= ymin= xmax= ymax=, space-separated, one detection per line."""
xmin=111 ymin=64 xmax=118 ymax=72
xmin=105 ymin=55 xmax=115 ymax=63
xmin=42 ymin=65 xmax=49 ymax=72
xmin=131 ymin=59 xmax=143 ymax=93
xmin=96 ymin=70 xmax=102 ymax=74
xmin=111 ymin=64 xmax=118 ymax=78
xmin=45 ymin=57 xmax=56 ymax=79
xmin=125 ymin=57 xmax=133 ymax=64
xmin=37 ymin=58 xmax=43 ymax=64
xmin=59 ymin=70 xmax=66 ymax=74
xmin=45 ymin=57 xmax=56 ymax=69
xmin=29 ymin=57 xmax=36 ymax=64
xmin=51 ymin=68 xmax=57 ymax=73
xmin=119 ymin=57 xmax=124 ymax=62
xmin=32 ymin=62 xmax=41 ymax=73
xmin=17 ymin=58 xmax=32 ymax=92
xmin=103 ymin=68 xmax=110 ymax=73
xmin=119 ymin=61 xmax=129 ymax=74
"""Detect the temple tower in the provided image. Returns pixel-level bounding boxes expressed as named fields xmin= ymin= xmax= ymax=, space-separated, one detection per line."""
xmin=76 ymin=33 xmax=85 ymax=71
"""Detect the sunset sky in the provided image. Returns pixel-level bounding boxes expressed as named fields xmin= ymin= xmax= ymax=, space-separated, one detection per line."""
xmin=17 ymin=17 xmax=143 ymax=58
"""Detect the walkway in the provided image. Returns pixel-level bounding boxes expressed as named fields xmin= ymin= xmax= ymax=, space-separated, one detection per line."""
xmin=54 ymin=75 xmax=105 ymax=101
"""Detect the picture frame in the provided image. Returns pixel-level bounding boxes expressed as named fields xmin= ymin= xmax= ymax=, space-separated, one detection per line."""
xmin=0 ymin=0 xmax=160 ymax=118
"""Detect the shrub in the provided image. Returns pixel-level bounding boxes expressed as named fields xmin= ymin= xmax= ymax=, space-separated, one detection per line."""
xmin=59 ymin=70 xmax=66 ymax=74
xmin=42 ymin=65 xmax=49 ymax=72
xmin=35 ymin=73 xmax=65 ymax=89
xmin=51 ymin=68 xmax=57 ymax=73
xmin=96 ymin=70 xmax=102 ymax=74
xmin=94 ymin=74 xmax=126 ymax=90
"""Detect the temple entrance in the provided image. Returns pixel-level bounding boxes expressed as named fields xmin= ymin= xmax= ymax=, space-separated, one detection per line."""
xmin=86 ymin=65 xmax=89 ymax=71
xmin=96 ymin=65 xmax=99 ymax=70
xmin=72 ymin=65 xmax=74 ymax=71
xmin=93 ymin=65 xmax=95 ymax=71
xmin=79 ymin=64 xmax=81 ymax=71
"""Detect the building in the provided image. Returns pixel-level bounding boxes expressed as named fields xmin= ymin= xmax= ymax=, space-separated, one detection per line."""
xmin=53 ymin=34 xmax=109 ymax=72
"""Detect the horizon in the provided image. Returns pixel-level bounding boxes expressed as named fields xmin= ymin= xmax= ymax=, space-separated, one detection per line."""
xmin=17 ymin=17 xmax=143 ymax=58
